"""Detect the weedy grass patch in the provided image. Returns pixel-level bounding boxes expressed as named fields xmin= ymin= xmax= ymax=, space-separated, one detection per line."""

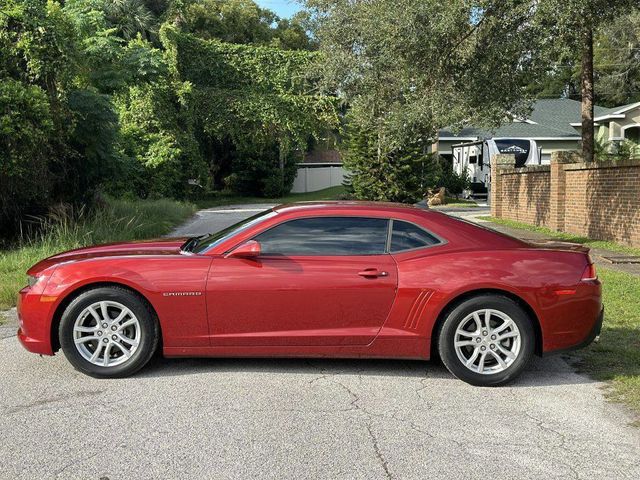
xmin=0 ymin=197 xmax=196 ymax=311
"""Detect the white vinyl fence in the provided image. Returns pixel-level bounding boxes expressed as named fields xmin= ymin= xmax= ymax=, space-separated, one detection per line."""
xmin=291 ymin=163 xmax=346 ymax=193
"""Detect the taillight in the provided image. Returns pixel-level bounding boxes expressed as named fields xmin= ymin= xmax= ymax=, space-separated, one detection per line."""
xmin=581 ymin=263 xmax=597 ymax=281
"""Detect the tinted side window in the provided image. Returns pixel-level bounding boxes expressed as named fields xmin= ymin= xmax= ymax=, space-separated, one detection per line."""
xmin=390 ymin=220 xmax=440 ymax=252
xmin=255 ymin=217 xmax=389 ymax=256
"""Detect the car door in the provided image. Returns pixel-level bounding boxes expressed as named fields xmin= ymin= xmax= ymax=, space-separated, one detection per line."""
xmin=206 ymin=216 xmax=398 ymax=347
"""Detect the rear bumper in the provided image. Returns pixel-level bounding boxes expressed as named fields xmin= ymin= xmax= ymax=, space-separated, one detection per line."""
xmin=543 ymin=307 xmax=604 ymax=356
xmin=576 ymin=306 xmax=604 ymax=349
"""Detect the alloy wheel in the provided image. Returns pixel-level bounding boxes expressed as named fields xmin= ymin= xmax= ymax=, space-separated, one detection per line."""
xmin=453 ymin=308 xmax=521 ymax=375
xmin=72 ymin=301 xmax=141 ymax=367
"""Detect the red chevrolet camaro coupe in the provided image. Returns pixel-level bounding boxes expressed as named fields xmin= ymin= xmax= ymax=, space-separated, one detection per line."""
xmin=17 ymin=202 xmax=603 ymax=386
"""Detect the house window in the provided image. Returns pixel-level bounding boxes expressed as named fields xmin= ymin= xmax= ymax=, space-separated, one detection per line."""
xmin=624 ymin=126 xmax=640 ymax=144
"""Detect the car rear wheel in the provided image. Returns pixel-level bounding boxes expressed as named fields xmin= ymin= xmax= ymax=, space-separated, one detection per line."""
xmin=59 ymin=287 xmax=159 ymax=378
xmin=438 ymin=294 xmax=534 ymax=386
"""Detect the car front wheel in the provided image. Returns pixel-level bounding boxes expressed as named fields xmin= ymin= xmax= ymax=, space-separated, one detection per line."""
xmin=438 ymin=294 xmax=534 ymax=386
xmin=59 ymin=287 xmax=159 ymax=378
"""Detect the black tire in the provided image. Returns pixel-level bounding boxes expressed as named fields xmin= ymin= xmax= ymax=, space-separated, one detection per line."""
xmin=437 ymin=294 xmax=534 ymax=386
xmin=59 ymin=287 xmax=159 ymax=378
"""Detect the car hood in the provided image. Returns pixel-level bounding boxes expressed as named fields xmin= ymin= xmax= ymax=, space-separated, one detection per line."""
xmin=27 ymin=238 xmax=188 ymax=275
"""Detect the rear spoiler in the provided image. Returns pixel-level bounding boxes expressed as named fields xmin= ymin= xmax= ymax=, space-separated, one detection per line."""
xmin=526 ymin=240 xmax=591 ymax=255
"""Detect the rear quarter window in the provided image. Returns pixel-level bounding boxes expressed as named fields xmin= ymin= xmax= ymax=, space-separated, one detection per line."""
xmin=390 ymin=220 xmax=441 ymax=252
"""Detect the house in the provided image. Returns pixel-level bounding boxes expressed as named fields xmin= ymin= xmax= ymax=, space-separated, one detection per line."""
xmin=291 ymin=98 xmax=640 ymax=194
xmin=435 ymin=98 xmax=640 ymax=163
xmin=291 ymin=138 xmax=345 ymax=193
xmin=576 ymin=101 xmax=640 ymax=155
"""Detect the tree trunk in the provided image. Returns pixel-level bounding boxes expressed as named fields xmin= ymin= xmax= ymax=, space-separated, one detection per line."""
xmin=581 ymin=27 xmax=594 ymax=162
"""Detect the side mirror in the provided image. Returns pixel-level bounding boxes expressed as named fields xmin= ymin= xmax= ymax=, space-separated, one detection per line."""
xmin=227 ymin=240 xmax=261 ymax=259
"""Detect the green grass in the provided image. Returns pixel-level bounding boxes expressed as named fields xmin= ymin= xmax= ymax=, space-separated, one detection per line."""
xmin=478 ymin=216 xmax=640 ymax=257
xmin=194 ymin=185 xmax=347 ymax=209
xmin=441 ymin=197 xmax=479 ymax=207
xmin=0 ymin=197 xmax=196 ymax=311
xmin=577 ymin=268 xmax=640 ymax=419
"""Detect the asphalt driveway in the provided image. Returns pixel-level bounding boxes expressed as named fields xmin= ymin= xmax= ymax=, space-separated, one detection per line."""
xmin=171 ymin=203 xmax=278 ymax=236
xmin=1 ymin=204 xmax=639 ymax=479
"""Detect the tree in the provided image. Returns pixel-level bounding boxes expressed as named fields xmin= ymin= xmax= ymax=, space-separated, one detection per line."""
xmin=179 ymin=0 xmax=314 ymax=50
xmin=117 ymin=81 xmax=206 ymax=198
xmin=594 ymin=11 xmax=640 ymax=107
xmin=180 ymin=0 xmax=275 ymax=44
xmin=305 ymin=0 xmax=543 ymax=201
xmin=64 ymin=0 xmax=201 ymax=199
xmin=0 ymin=0 xmax=104 ymax=235
xmin=526 ymin=55 xmax=580 ymax=100
xmin=0 ymin=0 xmax=171 ymax=239
xmin=161 ymin=26 xmax=337 ymax=196
xmin=105 ymin=0 xmax=156 ymax=40
xmin=535 ymin=0 xmax=639 ymax=162
xmin=342 ymin=118 xmax=442 ymax=202
xmin=525 ymin=9 xmax=640 ymax=108
xmin=0 ymin=79 xmax=53 ymax=232
xmin=271 ymin=13 xmax=316 ymax=51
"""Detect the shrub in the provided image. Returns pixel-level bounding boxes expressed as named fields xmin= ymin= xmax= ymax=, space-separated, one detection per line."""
xmin=65 ymin=88 xmax=122 ymax=201
xmin=0 ymin=79 xmax=53 ymax=239
xmin=224 ymin=143 xmax=298 ymax=197
xmin=437 ymin=161 xmax=471 ymax=198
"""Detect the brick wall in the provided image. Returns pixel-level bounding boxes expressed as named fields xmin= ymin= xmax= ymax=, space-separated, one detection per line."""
xmin=491 ymin=152 xmax=640 ymax=247
xmin=564 ymin=160 xmax=640 ymax=246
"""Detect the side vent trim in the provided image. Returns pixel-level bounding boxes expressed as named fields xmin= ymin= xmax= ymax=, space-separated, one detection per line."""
xmin=404 ymin=290 xmax=433 ymax=330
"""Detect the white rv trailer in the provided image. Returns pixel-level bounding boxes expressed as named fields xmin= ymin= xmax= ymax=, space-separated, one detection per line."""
xmin=452 ymin=138 xmax=543 ymax=197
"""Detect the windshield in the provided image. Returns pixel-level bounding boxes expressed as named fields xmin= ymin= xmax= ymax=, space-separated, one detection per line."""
xmin=190 ymin=209 xmax=277 ymax=254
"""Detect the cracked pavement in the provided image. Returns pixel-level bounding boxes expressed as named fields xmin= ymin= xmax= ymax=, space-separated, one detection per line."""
xmin=2 ymin=329 xmax=639 ymax=479
xmin=1 ymin=204 xmax=640 ymax=479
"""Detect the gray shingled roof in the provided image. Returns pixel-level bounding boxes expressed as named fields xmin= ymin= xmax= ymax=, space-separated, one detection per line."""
xmin=440 ymin=98 xmax=610 ymax=140
xmin=593 ymin=101 xmax=640 ymax=119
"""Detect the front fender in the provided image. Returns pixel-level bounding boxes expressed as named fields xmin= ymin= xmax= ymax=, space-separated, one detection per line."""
xmin=40 ymin=256 xmax=213 ymax=349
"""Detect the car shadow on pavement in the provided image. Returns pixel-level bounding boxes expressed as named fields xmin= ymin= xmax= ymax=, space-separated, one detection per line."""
xmin=136 ymin=353 xmax=598 ymax=388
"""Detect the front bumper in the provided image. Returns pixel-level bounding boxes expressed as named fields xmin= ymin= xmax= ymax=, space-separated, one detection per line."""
xmin=16 ymin=286 xmax=55 ymax=356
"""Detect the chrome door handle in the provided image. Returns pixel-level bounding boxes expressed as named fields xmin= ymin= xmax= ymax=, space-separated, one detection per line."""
xmin=358 ymin=269 xmax=389 ymax=278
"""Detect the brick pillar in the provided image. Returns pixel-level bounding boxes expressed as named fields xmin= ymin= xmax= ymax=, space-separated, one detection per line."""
xmin=548 ymin=151 xmax=577 ymax=232
xmin=490 ymin=154 xmax=515 ymax=218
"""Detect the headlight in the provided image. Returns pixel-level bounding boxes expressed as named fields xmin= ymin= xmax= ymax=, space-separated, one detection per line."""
xmin=27 ymin=275 xmax=40 ymax=288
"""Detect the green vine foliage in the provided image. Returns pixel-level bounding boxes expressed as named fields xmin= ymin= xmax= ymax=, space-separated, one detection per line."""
xmin=161 ymin=26 xmax=338 ymax=196
xmin=0 ymin=0 xmax=122 ymax=236
xmin=1 ymin=0 xmax=331 ymax=241
xmin=116 ymin=81 xmax=206 ymax=199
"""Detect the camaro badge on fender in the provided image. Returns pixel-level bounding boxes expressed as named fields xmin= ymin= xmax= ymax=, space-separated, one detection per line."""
xmin=162 ymin=292 xmax=203 ymax=297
